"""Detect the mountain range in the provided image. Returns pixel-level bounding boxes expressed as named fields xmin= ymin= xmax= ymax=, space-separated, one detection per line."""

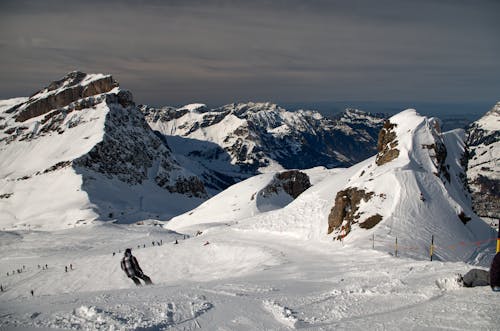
xmin=0 ymin=71 xmax=497 ymax=245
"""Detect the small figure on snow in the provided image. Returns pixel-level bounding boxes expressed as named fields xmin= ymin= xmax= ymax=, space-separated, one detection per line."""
xmin=70 ymin=264 xmax=73 ymax=270
xmin=45 ymin=264 xmax=48 ymax=269
xmin=203 ymin=241 xmax=210 ymax=246
xmin=113 ymin=252 xmax=116 ymax=256
xmin=120 ymin=248 xmax=153 ymax=286
xmin=196 ymin=230 xmax=203 ymax=236
xmin=152 ymin=241 xmax=155 ymax=246
xmin=490 ymin=252 xmax=500 ymax=292
xmin=174 ymin=239 xmax=178 ymax=245
xmin=1 ymin=284 xmax=3 ymax=292
xmin=65 ymin=266 xmax=68 ymax=273
xmin=420 ymin=192 xmax=425 ymax=202
xmin=30 ymin=289 xmax=34 ymax=296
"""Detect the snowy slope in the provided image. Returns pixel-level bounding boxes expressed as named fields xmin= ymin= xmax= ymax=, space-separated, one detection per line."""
xmin=0 ymin=72 xmax=207 ymax=230
xmin=1 ymin=222 xmax=498 ymax=330
xmin=466 ymin=102 xmax=500 ymax=219
xmin=168 ymin=167 xmax=336 ymax=231
xmin=167 ymin=109 xmax=496 ymax=263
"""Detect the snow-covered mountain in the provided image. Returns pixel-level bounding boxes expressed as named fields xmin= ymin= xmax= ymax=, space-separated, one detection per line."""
xmin=141 ymin=102 xmax=384 ymax=193
xmin=168 ymin=109 xmax=495 ymax=262
xmin=0 ymin=71 xmax=207 ymax=230
xmin=1 ymin=76 xmax=498 ymax=330
xmin=465 ymin=102 xmax=500 ymax=220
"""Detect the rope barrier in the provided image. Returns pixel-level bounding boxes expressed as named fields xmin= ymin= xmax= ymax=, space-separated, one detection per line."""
xmin=367 ymin=235 xmax=499 ymax=257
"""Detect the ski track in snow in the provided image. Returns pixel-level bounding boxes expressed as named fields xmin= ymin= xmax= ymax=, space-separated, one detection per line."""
xmin=1 ymin=225 xmax=498 ymax=330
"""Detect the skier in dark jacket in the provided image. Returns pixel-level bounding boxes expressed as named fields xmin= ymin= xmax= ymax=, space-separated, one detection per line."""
xmin=490 ymin=252 xmax=500 ymax=291
xmin=120 ymin=248 xmax=152 ymax=286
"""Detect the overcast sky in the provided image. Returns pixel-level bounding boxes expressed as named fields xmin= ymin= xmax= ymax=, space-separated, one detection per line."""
xmin=1 ymin=0 xmax=499 ymax=109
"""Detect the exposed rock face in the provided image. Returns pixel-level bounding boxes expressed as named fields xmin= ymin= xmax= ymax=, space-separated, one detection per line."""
xmin=327 ymin=187 xmax=381 ymax=238
xmin=375 ymin=120 xmax=399 ymax=166
xmin=142 ymin=103 xmax=385 ymax=192
xmin=0 ymin=71 xmax=209 ymax=227
xmin=465 ymin=103 xmax=500 ymax=219
xmin=12 ymin=71 xmax=118 ymax=122
xmin=261 ymin=170 xmax=311 ymax=199
xmin=74 ymin=93 xmax=207 ymax=199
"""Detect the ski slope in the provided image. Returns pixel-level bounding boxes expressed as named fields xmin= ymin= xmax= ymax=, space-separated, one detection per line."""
xmin=0 ymin=223 xmax=498 ymax=330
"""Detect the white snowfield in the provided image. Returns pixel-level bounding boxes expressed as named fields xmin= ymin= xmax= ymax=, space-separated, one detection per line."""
xmin=0 ymin=109 xmax=498 ymax=330
xmin=0 ymin=223 xmax=498 ymax=330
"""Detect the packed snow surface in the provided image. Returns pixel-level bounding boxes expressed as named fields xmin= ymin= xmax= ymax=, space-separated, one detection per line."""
xmin=0 ymin=223 xmax=498 ymax=330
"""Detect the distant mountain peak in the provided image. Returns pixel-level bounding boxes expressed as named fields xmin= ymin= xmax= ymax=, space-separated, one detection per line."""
xmin=8 ymin=71 xmax=118 ymax=123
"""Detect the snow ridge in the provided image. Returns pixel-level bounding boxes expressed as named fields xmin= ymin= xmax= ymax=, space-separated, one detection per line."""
xmin=168 ymin=109 xmax=495 ymax=263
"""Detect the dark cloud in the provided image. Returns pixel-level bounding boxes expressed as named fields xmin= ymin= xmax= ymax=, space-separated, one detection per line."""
xmin=1 ymin=0 xmax=499 ymax=108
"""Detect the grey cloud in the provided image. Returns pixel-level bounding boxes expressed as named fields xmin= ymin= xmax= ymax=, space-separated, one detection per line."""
xmin=0 ymin=0 xmax=499 ymax=107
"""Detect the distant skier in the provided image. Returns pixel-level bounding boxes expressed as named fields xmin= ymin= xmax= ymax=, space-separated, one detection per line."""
xmin=490 ymin=252 xmax=500 ymax=291
xmin=120 ymin=248 xmax=152 ymax=286
xmin=30 ymin=289 xmax=34 ymax=296
xmin=65 ymin=266 xmax=68 ymax=272
xmin=70 ymin=264 xmax=73 ymax=270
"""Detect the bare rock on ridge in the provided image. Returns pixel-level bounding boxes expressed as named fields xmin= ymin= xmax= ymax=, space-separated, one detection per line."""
xmin=12 ymin=71 xmax=118 ymax=122
xmin=376 ymin=120 xmax=399 ymax=166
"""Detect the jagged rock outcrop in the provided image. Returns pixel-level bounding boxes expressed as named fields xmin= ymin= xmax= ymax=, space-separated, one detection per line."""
xmin=261 ymin=170 xmax=311 ymax=199
xmin=465 ymin=103 xmax=500 ymax=219
xmin=375 ymin=120 xmax=399 ymax=166
xmin=327 ymin=187 xmax=382 ymax=238
xmin=11 ymin=71 xmax=118 ymax=122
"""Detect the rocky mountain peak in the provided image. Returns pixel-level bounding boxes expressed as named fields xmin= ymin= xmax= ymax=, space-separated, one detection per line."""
xmin=9 ymin=71 xmax=118 ymax=123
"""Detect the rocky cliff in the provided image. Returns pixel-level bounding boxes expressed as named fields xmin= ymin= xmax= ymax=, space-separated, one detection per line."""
xmin=465 ymin=103 xmax=500 ymax=219
xmin=0 ymin=72 xmax=207 ymax=229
